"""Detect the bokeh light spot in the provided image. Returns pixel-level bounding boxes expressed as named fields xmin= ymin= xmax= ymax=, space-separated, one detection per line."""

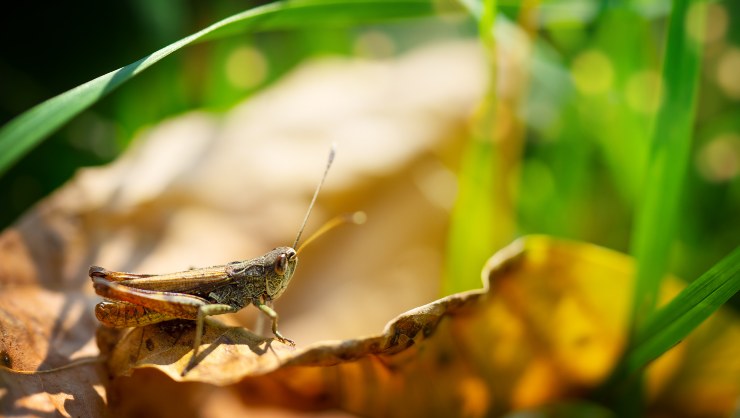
xmin=225 ymin=46 xmax=268 ymax=90
xmin=703 ymin=3 xmax=728 ymax=44
xmin=571 ymin=50 xmax=614 ymax=95
xmin=413 ymin=160 xmax=457 ymax=211
xmin=716 ymin=47 xmax=740 ymax=99
xmin=625 ymin=70 xmax=663 ymax=114
xmin=685 ymin=2 xmax=727 ymax=45
xmin=696 ymin=134 xmax=740 ymax=182
xmin=685 ymin=2 xmax=708 ymax=44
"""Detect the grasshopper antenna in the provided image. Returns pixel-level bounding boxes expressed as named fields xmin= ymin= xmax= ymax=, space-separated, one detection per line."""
xmin=296 ymin=211 xmax=366 ymax=255
xmin=293 ymin=144 xmax=336 ymax=250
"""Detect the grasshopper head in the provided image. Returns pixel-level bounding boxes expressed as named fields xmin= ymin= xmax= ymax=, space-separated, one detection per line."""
xmin=264 ymin=246 xmax=298 ymax=299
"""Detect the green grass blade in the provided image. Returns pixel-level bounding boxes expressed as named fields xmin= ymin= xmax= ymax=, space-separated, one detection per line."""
xmin=442 ymin=0 xmax=502 ymax=295
xmin=629 ymin=0 xmax=705 ymax=330
xmin=614 ymin=1 xmax=706 ymax=412
xmin=0 ymin=0 xmax=436 ymax=178
xmin=443 ymin=139 xmax=498 ymax=295
xmin=626 ymin=246 xmax=740 ymax=375
xmin=600 ymin=245 xmax=740 ymax=409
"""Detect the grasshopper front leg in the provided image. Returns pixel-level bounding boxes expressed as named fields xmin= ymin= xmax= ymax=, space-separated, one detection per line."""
xmin=254 ymin=296 xmax=295 ymax=346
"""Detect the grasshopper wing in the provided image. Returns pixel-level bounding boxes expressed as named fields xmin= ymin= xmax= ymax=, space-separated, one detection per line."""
xmin=89 ymin=265 xmax=233 ymax=296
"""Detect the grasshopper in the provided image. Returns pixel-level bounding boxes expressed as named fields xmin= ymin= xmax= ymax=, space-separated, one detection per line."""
xmin=90 ymin=145 xmax=358 ymax=373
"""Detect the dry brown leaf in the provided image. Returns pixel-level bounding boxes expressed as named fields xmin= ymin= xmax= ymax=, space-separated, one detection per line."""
xmin=1 ymin=38 xmax=738 ymax=418
xmin=98 ymin=236 xmax=739 ymax=418
xmin=0 ymin=41 xmax=487 ymax=417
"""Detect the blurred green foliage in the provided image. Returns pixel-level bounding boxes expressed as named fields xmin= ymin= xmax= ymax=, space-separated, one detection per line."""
xmin=513 ymin=0 xmax=740 ymax=296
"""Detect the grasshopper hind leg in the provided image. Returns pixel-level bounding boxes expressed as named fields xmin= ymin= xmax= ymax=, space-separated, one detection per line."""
xmin=95 ymin=301 xmax=174 ymax=328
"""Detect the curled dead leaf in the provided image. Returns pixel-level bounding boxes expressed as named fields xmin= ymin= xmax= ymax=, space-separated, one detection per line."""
xmin=98 ymin=236 xmax=739 ymax=418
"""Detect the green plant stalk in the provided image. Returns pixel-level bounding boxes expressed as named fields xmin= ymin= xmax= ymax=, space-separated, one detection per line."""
xmin=443 ymin=138 xmax=498 ymax=295
xmin=626 ymin=245 xmax=740 ymax=374
xmin=608 ymin=0 xmax=706 ymax=412
xmin=601 ymin=245 xmax=740 ymax=402
xmin=443 ymin=0 xmax=503 ymax=295
xmin=0 ymin=0 xmax=436 ymax=178
xmin=628 ymin=0 xmax=705 ymax=334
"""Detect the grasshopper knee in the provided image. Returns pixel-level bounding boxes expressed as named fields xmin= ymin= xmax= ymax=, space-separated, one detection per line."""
xmin=89 ymin=266 xmax=108 ymax=279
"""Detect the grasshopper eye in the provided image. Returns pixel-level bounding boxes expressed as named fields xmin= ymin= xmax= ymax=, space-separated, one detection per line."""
xmin=275 ymin=253 xmax=288 ymax=275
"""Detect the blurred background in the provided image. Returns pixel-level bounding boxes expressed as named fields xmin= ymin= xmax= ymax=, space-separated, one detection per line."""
xmin=0 ymin=0 xmax=738 ymax=303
